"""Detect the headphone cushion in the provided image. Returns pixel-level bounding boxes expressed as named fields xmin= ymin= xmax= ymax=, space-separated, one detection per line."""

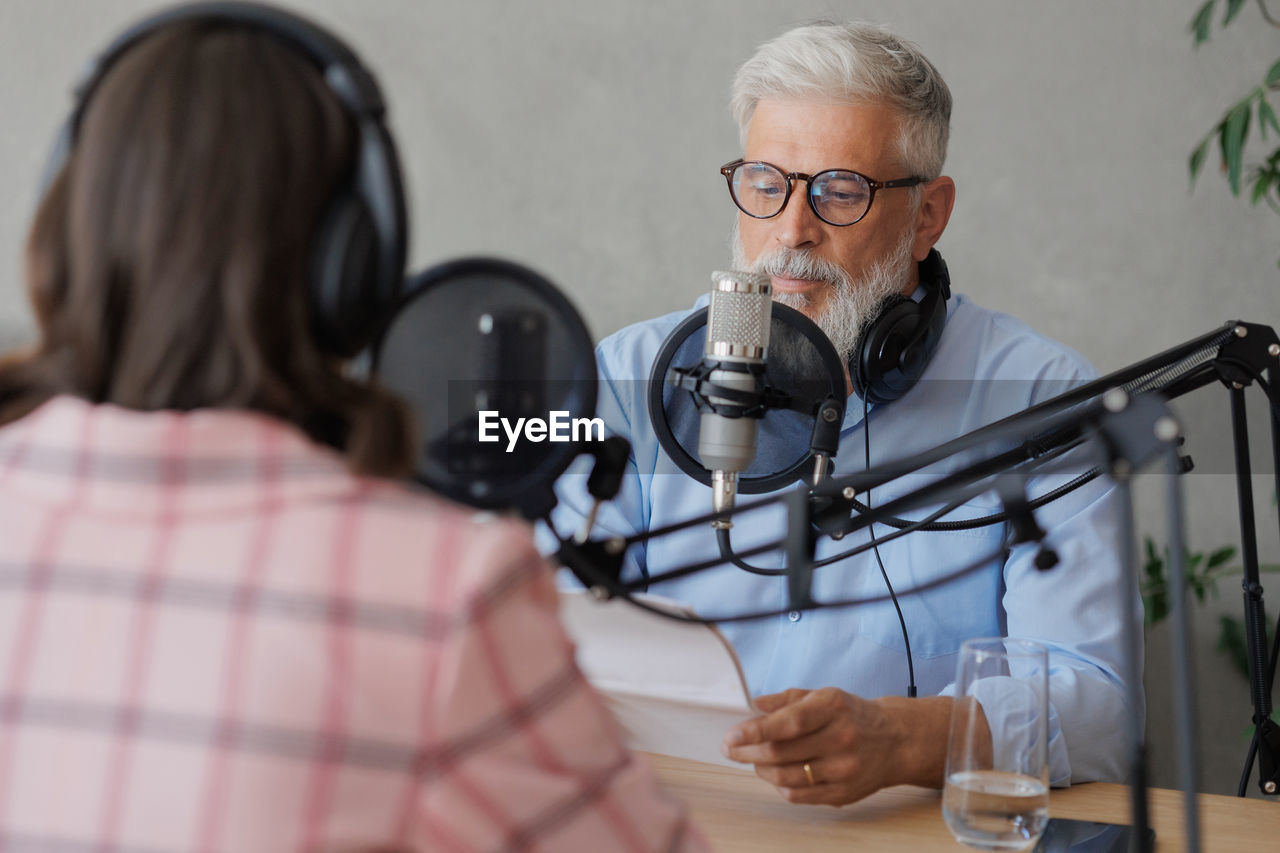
xmin=851 ymin=295 xmax=926 ymax=405
xmin=855 ymin=292 xmax=947 ymax=404
xmin=311 ymin=192 xmax=379 ymax=356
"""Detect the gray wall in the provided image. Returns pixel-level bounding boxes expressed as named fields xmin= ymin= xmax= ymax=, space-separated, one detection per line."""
xmin=3 ymin=0 xmax=1279 ymax=797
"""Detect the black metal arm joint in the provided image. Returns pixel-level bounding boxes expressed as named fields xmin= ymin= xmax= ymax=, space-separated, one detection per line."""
xmin=995 ymin=475 xmax=1059 ymax=571
xmin=809 ymin=395 xmax=845 ymax=458
xmin=1254 ymin=717 xmax=1280 ymax=794
xmin=556 ymin=538 xmax=627 ymax=596
xmin=585 ymin=435 xmax=632 ymax=501
xmin=1214 ymin=323 xmax=1280 ymax=390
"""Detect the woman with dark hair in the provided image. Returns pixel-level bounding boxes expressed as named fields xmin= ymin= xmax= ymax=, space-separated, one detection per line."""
xmin=0 ymin=11 xmax=705 ymax=851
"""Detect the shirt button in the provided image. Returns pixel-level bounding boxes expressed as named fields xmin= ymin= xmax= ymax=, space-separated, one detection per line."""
xmin=788 ymin=611 xmax=801 ymax=623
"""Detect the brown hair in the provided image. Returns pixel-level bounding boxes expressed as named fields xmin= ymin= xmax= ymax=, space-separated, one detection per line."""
xmin=1 ymin=21 xmax=413 ymax=477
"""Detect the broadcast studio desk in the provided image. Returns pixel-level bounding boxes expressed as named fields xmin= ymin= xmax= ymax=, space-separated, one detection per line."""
xmin=646 ymin=753 xmax=1280 ymax=851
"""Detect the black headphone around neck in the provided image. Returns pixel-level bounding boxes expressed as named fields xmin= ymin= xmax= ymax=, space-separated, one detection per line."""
xmin=848 ymin=248 xmax=951 ymax=406
xmin=38 ymin=1 xmax=407 ymax=358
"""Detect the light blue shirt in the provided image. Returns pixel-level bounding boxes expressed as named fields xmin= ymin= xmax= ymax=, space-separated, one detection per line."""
xmin=549 ymin=291 xmax=1141 ymax=786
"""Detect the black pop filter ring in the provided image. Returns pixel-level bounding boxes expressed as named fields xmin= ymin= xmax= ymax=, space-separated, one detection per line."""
xmin=369 ymin=256 xmax=597 ymax=518
xmin=646 ymin=301 xmax=846 ymax=494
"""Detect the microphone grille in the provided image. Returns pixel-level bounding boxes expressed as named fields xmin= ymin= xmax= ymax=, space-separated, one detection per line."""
xmin=707 ymin=270 xmax=772 ymax=357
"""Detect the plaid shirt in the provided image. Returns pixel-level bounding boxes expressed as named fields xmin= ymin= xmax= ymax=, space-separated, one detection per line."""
xmin=0 ymin=396 xmax=704 ymax=852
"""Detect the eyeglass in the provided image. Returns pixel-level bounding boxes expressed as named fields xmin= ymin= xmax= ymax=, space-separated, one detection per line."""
xmin=720 ymin=159 xmax=924 ymax=227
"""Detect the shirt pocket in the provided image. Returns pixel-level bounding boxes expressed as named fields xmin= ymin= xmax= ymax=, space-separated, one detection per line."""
xmin=824 ymin=493 xmax=1008 ymax=659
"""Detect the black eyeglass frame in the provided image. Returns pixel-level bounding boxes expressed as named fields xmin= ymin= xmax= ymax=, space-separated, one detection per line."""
xmin=720 ymin=158 xmax=925 ymax=227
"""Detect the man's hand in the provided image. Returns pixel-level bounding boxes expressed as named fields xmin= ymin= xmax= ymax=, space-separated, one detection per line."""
xmin=720 ymin=688 xmax=964 ymax=806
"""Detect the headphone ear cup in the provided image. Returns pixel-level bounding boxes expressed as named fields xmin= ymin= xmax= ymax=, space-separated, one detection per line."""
xmin=311 ymin=192 xmax=379 ymax=357
xmin=850 ymin=295 xmax=923 ymax=406
xmin=311 ymin=121 xmax=407 ymax=358
xmin=849 ymin=249 xmax=953 ymax=406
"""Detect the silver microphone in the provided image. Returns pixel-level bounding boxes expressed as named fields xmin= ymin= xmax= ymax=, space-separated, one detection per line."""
xmin=698 ymin=270 xmax=772 ymax=528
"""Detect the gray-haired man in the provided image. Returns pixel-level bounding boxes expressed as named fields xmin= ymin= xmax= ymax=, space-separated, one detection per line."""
xmin=556 ymin=21 xmax=1137 ymax=806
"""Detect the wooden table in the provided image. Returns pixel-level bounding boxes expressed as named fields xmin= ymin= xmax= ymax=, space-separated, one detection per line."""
xmin=647 ymin=754 xmax=1280 ymax=851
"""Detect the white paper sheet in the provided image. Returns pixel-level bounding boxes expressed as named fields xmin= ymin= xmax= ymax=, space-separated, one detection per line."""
xmin=559 ymin=588 xmax=759 ymax=768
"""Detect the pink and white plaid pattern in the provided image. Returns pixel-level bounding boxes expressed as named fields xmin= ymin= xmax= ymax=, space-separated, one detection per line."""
xmin=0 ymin=396 xmax=704 ymax=852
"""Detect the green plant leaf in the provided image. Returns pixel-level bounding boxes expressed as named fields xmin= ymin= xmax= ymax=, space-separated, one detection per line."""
xmin=1190 ymin=136 xmax=1212 ymax=184
xmin=1224 ymin=0 xmax=1247 ymax=26
xmin=1143 ymin=537 xmax=1162 ymax=580
xmin=1145 ymin=591 xmax=1168 ymax=627
xmin=1252 ymin=170 xmax=1275 ymax=204
xmin=1217 ymin=615 xmax=1251 ymax=680
xmin=1141 ymin=538 xmax=1168 ymax=627
xmin=1187 ymin=581 xmax=1202 ymax=601
xmin=1192 ymin=0 xmax=1216 ymax=45
xmin=1206 ymin=545 xmax=1237 ymax=568
xmin=1267 ymin=58 xmax=1280 ymax=88
xmin=1259 ymin=98 xmax=1280 ymax=139
xmin=1222 ymin=100 xmax=1252 ymax=195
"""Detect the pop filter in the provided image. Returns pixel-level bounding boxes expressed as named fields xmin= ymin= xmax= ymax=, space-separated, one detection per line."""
xmin=648 ymin=302 xmax=846 ymax=494
xmin=370 ymin=257 xmax=597 ymax=518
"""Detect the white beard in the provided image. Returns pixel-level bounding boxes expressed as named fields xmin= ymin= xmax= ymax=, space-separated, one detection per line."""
xmin=730 ymin=223 xmax=917 ymax=362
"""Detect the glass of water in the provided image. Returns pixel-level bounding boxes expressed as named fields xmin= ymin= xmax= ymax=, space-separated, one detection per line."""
xmin=942 ymin=637 xmax=1050 ymax=850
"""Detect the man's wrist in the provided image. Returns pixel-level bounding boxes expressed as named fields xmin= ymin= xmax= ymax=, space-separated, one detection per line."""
xmin=874 ymin=695 xmax=955 ymax=788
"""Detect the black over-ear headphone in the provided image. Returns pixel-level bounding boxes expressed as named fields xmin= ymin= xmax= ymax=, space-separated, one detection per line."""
xmin=848 ymin=248 xmax=951 ymax=406
xmin=38 ymin=1 xmax=407 ymax=358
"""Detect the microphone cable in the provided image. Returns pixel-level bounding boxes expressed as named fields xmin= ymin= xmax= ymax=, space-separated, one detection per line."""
xmin=711 ymin=435 xmax=1087 ymax=579
xmin=711 ymin=358 xmax=1226 ymax=571
xmin=863 ymin=394 xmax=917 ymax=698
xmin=631 ymin=349 xmax=1246 ymax=596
